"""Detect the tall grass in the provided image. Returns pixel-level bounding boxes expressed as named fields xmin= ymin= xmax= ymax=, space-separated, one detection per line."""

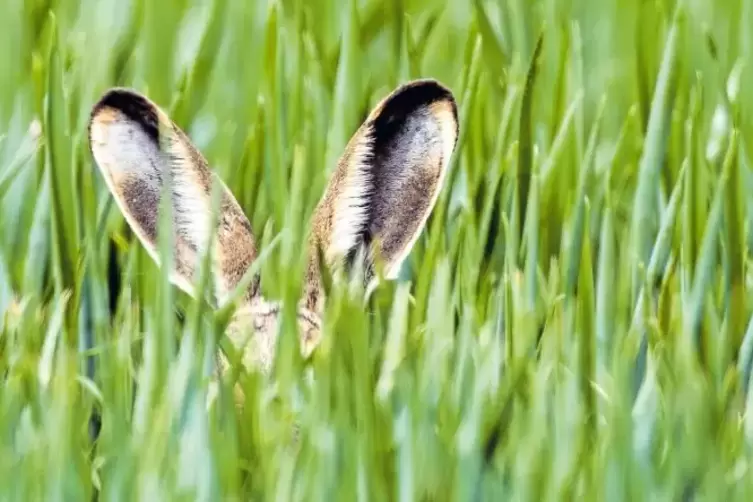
xmin=2 ymin=0 xmax=753 ymax=499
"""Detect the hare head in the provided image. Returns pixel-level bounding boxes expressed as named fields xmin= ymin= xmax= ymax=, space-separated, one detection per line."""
xmin=88 ymin=79 xmax=458 ymax=380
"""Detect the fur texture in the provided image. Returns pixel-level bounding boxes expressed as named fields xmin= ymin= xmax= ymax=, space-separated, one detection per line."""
xmin=88 ymin=79 xmax=458 ymax=390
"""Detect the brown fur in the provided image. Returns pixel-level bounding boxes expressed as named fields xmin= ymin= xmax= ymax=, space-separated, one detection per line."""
xmin=308 ymin=79 xmax=458 ymax=287
xmin=88 ymin=79 xmax=458 ymax=393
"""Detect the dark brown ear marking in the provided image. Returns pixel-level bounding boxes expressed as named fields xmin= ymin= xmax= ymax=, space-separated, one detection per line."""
xmin=90 ymin=88 xmax=161 ymax=144
xmin=305 ymin=79 xmax=459 ymax=311
xmin=360 ymin=79 xmax=458 ymax=270
xmin=370 ymin=80 xmax=458 ymax=146
xmin=89 ymin=87 xmax=261 ymax=303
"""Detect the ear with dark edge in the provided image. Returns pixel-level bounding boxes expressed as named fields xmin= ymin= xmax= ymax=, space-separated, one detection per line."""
xmin=88 ymin=88 xmax=259 ymax=304
xmin=304 ymin=79 xmax=459 ymax=311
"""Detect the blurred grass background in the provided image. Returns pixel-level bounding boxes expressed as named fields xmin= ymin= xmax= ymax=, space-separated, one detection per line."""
xmin=3 ymin=0 xmax=753 ymax=499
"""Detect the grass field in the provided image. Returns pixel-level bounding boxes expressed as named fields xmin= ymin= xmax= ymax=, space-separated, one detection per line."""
xmin=3 ymin=0 xmax=753 ymax=499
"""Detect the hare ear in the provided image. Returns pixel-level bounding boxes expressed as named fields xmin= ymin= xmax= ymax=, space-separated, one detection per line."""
xmin=306 ymin=79 xmax=458 ymax=308
xmin=88 ymin=88 xmax=259 ymax=303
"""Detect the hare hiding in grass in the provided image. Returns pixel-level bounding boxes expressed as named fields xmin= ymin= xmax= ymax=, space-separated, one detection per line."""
xmin=88 ymin=79 xmax=458 ymax=394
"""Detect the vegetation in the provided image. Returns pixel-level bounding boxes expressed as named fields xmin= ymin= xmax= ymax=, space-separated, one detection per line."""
xmin=2 ymin=0 xmax=753 ymax=499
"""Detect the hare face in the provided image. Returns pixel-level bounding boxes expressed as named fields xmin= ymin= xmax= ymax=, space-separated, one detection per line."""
xmin=88 ymin=80 xmax=458 ymax=378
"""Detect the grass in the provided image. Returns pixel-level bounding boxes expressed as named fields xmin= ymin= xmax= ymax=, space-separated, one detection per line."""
xmin=2 ymin=0 xmax=753 ymax=499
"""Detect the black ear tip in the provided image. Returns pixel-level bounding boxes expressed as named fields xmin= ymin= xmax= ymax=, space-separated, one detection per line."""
xmin=400 ymin=78 xmax=456 ymax=101
xmin=379 ymin=79 xmax=458 ymax=124
xmin=90 ymin=87 xmax=161 ymax=142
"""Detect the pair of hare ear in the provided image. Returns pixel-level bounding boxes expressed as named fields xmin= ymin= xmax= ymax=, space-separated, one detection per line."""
xmin=88 ymin=80 xmax=458 ymax=312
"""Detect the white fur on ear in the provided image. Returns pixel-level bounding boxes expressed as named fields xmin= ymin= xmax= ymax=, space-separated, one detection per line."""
xmin=327 ymin=126 xmax=374 ymax=265
xmin=382 ymin=101 xmax=458 ymax=280
xmin=163 ymin=133 xmax=213 ymax=260
xmin=90 ymin=110 xmax=193 ymax=296
xmin=309 ymin=79 xmax=458 ymax=295
xmin=90 ymin=89 xmax=261 ymax=303
xmin=90 ymin=114 xmax=160 ymax=185
xmin=90 ymin=113 xmax=217 ymax=297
